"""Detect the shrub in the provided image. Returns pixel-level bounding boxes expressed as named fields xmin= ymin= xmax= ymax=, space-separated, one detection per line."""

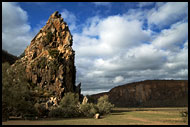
xmin=48 ymin=107 xmax=64 ymax=118
xmin=34 ymin=103 xmax=48 ymax=117
xmin=79 ymin=103 xmax=98 ymax=118
xmin=60 ymin=92 xmax=79 ymax=108
xmin=59 ymin=92 xmax=80 ymax=118
xmin=96 ymin=95 xmax=114 ymax=115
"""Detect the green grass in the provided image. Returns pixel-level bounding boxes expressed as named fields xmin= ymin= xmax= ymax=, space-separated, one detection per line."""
xmin=3 ymin=107 xmax=188 ymax=125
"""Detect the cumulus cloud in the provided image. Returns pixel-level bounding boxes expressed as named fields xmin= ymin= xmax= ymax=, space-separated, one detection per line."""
xmin=73 ymin=3 xmax=188 ymax=95
xmin=73 ymin=15 xmax=151 ymax=58
xmin=152 ymin=21 xmax=188 ymax=52
xmin=148 ymin=2 xmax=188 ymax=27
xmin=2 ymin=2 xmax=33 ymax=56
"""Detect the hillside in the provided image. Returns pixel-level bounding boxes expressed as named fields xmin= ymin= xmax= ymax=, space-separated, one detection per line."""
xmin=90 ymin=80 xmax=188 ymax=107
xmin=2 ymin=49 xmax=18 ymax=65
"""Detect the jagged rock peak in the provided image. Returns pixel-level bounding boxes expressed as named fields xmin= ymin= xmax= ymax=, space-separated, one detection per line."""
xmin=25 ymin=11 xmax=74 ymax=62
xmin=11 ymin=11 xmax=80 ymax=105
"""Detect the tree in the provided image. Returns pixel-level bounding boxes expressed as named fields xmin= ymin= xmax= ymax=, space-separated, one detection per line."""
xmin=2 ymin=62 xmax=37 ymax=120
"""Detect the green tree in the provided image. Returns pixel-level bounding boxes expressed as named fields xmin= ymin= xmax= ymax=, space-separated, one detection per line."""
xmin=2 ymin=62 xmax=11 ymax=121
xmin=2 ymin=62 xmax=37 ymax=120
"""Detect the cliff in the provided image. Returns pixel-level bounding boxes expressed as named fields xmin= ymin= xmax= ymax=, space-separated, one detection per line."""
xmin=91 ymin=80 xmax=188 ymax=107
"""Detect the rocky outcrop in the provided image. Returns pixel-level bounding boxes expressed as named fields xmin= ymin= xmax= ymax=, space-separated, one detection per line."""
xmin=11 ymin=11 xmax=79 ymax=105
xmin=94 ymin=113 xmax=100 ymax=119
xmin=91 ymin=80 xmax=188 ymax=107
xmin=82 ymin=96 xmax=88 ymax=105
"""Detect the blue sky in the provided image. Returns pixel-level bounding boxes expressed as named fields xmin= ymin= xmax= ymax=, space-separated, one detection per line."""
xmin=2 ymin=2 xmax=188 ymax=95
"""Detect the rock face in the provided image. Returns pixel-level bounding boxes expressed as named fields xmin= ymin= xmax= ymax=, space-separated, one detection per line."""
xmin=91 ymin=80 xmax=188 ymax=107
xmin=11 ymin=11 xmax=79 ymax=104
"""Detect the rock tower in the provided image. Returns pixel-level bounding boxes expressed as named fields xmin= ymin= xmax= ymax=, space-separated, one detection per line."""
xmin=12 ymin=11 xmax=80 ymax=103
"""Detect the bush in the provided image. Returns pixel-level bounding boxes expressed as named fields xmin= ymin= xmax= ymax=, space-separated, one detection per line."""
xmin=34 ymin=103 xmax=48 ymax=117
xmin=96 ymin=95 xmax=114 ymax=115
xmin=48 ymin=94 xmax=114 ymax=118
xmin=59 ymin=92 xmax=80 ymax=118
xmin=79 ymin=103 xmax=98 ymax=118
xmin=60 ymin=92 xmax=79 ymax=108
xmin=48 ymin=107 xmax=64 ymax=118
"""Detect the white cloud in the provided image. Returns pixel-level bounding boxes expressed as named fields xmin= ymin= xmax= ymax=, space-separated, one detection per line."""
xmin=2 ymin=2 xmax=33 ymax=56
xmin=148 ymin=2 xmax=188 ymax=27
xmin=73 ymin=8 xmax=188 ymax=95
xmin=152 ymin=21 xmax=188 ymax=52
xmin=73 ymin=15 xmax=151 ymax=59
xmin=113 ymin=76 xmax=124 ymax=83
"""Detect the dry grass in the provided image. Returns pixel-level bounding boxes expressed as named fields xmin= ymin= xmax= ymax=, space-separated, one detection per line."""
xmin=2 ymin=107 xmax=188 ymax=125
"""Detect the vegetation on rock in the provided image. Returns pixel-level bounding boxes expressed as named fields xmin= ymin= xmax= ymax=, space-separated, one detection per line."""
xmin=48 ymin=49 xmax=59 ymax=59
xmin=37 ymin=57 xmax=47 ymax=68
xmin=45 ymin=31 xmax=53 ymax=45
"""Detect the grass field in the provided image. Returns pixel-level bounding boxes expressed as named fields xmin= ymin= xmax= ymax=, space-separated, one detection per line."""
xmin=2 ymin=107 xmax=188 ymax=125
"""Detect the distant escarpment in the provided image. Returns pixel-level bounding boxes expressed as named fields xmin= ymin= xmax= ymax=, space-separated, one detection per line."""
xmin=91 ymin=80 xmax=188 ymax=107
xmin=10 ymin=11 xmax=81 ymax=106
